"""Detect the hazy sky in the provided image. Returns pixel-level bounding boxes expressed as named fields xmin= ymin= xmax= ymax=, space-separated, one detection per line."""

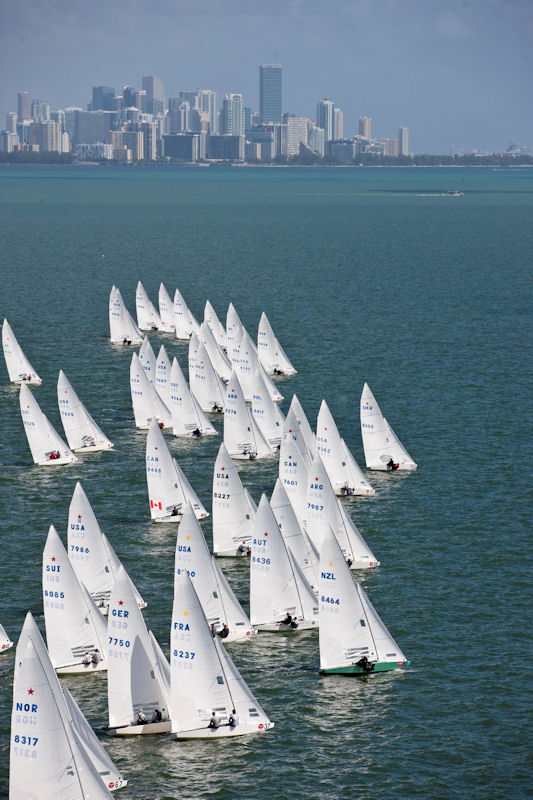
xmin=1 ymin=0 xmax=532 ymax=153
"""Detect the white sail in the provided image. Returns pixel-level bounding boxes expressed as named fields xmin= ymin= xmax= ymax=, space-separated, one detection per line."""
xmin=199 ymin=321 xmax=232 ymax=382
xmin=288 ymin=394 xmax=317 ymax=457
xmin=109 ymin=285 xmax=143 ymax=345
xmin=136 ymin=281 xmax=162 ymax=331
xmin=155 ymin=344 xmax=171 ymax=404
xmin=168 ymin=356 xmax=217 ymax=437
xmin=212 ymin=442 xmax=256 ymax=556
xmin=107 ymin=566 xmax=171 ymax=735
xmin=316 ymin=399 xmax=374 ymax=496
xmin=12 ymin=613 xmax=126 ymax=792
xmin=146 ymin=418 xmax=208 ymax=521
xmin=319 ymin=528 xmax=408 ymax=673
xmin=170 ymin=572 xmax=273 ymax=738
xmin=175 ymin=503 xmax=253 ymax=641
xmin=251 ymin=368 xmax=285 ymax=448
xmin=130 ymin=352 xmax=173 ymax=429
xmin=224 ymin=371 xmax=274 ymax=460
xmin=174 ymin=288 xmax=197 ymax=339
xmin=43 ymin=525 xmax=108 ymax=674
xmin=305 ymin=456 xmax=379 ymax=569
xmin=204 ymin=300 xmax=227 ymax=350
xmin=225 ymin=302 xmax=244 ymax=353
xmin=19 ymin=383 xmax=78 ymax=466
xmin=279 ymin=423 xmax=310 ymax=525
xmin=57 ymin=370 xmax=113 ymax=452
xmin=250 ymin=495 xmax=318 ymax=631
xmin=188 ymin=332 xmax=226 ymax=413
xmin=360 ymin=383 xmax=417 ymax=470
xmin=231 ymin=329 xmax=283 ymax=403
xmin=257 ymin=312 xmax=297 ymax=375
xmin=10 ymin=633 xmax=114 ymax=800
xmin=2 ymin=318 xmax=42 ymax=384
xmin=158 ymin=283 xmax=176 ymax=332
xmin=0 ymin=622 xmax=13 ymax=651
xmin=68 ymin=482 xmax=145 ymax=613
xmin=270 ymin=478 xmax=320 ymax=595
xmin=138 ymin=336 xmax=157 ymax=385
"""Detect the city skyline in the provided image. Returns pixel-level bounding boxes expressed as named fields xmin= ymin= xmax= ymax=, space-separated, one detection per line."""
xmin=1 ymin=0 xmax=532 ymax=153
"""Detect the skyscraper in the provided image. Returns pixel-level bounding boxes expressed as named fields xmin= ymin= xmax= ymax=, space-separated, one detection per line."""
xmin=18 ymin=92 xmax=31 ymax=122
xmin=221 ymin=94 xmax=244 ymax=136
xmin=359 ymin=116 xmax=371 ymax=139
xmin=259 ymin=64 xmax=282 ymax=124
xmin=92 ymin=86 xmax=116 ymax=111
xmin=142 ymin=76 xmax=165 ymax=116
xmin=333 ymin=107 xmax=344 ymax=140
xmin=399 ymin=126 xmax=409 ymax=156
xmin=316 ymin=98 xmax=335 ymax=142
xmin=196 ymin=90 xmax=217 ymax=133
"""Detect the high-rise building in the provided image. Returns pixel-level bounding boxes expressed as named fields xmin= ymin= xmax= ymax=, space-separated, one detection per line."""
xmin=282 ymin=114 xmax=309 ymax=157
xmin=308 ymin=124 xmax=325 ymax=157
xmin=333 ymin=107 xmax=344 ymax=140
xmin=221 ymin=94 xmax=244 ymax=136
xmin=122 ymin=86 xmax=140 ymax=110
xmin=259 ymin=64 xmax=282 ymax=124
xmin=92 ymin=86 xmax=116 ymax=111
xmin=196 ymin=90 xmax=217 ymax=133
xmin=142 ymin=76 xmax=165 ymax=116
xmin=31 ymin=100 xmax=50 ymax=122
xmin=38 ymin=120 xmax=61 ymax=152
xmin=359 ymin=116 xmax=371 ymax=139
xmin=6 ymin=112 xmax=17 ymax=133
xmin=316 ymin=98 xmax=335 ymax=142
xmin=18 ymin=92 xmax=31 ymax=122
xmin=399 ymin=126 xmax=409 ymax=156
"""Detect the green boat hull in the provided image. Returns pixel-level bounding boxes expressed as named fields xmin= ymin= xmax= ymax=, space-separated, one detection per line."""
xmin=321 ymin=660 xmax=410 ymax=675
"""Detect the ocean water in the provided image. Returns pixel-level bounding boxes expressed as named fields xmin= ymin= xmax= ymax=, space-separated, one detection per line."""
xmin=0 ymin=165 xmax=531 ymax=800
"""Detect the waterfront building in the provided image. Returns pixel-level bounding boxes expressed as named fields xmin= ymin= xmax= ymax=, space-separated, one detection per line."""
xmin=0 ymin=131 xmax=19 ymax=152
xmin=142 ymin=76 xmax=165 ymax=116
xmin=38 ymin=120 xmax=61 ymax=152
xmin=31 ymin=100 xmax=50 ymax=122
xmin=207 ymin=134 xmax=245 ymax=160
xmin=281 ymin=114 xmax=309 ymax=157
xmin=308 ymin=124 xmax=325 ymax=157
xmin=163 ymin=133 xmax=202 ymax=161
xmin=74 ymin=110 xmax=115 ymax=145
xmin=221 ymin=94 xmax=244 ymax=136
xmin=196 ymin=90 xmax=217 ymax=132
xmin=333 ymin=107 xmax=344 ymax=140
xmin=6 ymin=112 xmax=17 ymax=133
xmin=92 ymin=86 xmax=116 ymax=111
xmin=316 ymin=98 xmax=335 ymax=141
xmin=259 ymin=64 xmax=282 ymax=124
xmin=142 ymin=122 xmax=158 ymax=160
xmin=17 ymin=92 xmax=31 ymax=122
xmin=359 ymin=116 xmax=371 ymax=139
xmin=399 ymin=126 xmax=409 ymax=156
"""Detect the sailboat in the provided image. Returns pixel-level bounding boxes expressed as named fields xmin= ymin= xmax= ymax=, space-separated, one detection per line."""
xmin=231 ymin=329 xmax=283 ymax=403
xmin=251 ymin=368 xmax=285 ymax=449
xmin=109 ymin=285 xmax=143 ymax=345
xmin=2 ymin=318 xmax=42 ymax=384
xmin=158 ymin=283 xmax=176 ymax=332
xmin=10 ymin=614 xmax=122 ymax=799
xmin=136 ymin=281 xmax=162 ymax=331
xmin=130 ymin=352 xmax=173 ymax=429
xmin=305 ymin=455 xmax=379 ymax=569
xmin=270 ymin=478 xmax=320 ymax=595
xmin=68 ymin=482 xmax=146 ymax=614
xmin=174 ymin=288 xmax=198 ymax=339
xmin=360 ymin=383 xmax=417 ymax=471
xmin=175 ymin=503 xmax=253 ymax=641
xmin=138 ymin=336 xmax=157 ymax=385
xmin=188 ymin=332 xmax=226 ymax=413
xmin=167 ymin=355 xmax=217 ymax=437
xmin=319 ymin=527 xmax=409 ymax=674
xmin=225 ymin=302 xmax=245 ymax=352
xmin=199 ymin=321 xmax=233 ymax=382
xmin=170 ymin=572 xmax=274 ymax=739
xmin=43 ymin=525 xmax=108 ymax=674
xmin=224 ymin=371 xmax=274 ymax=460
xmin=287 ymin=394 xmax=317 ymax=458
xmin=204 ymin=300 xmax=227 ymax=350
xmin=146 ymin=418 xmax=208 ymax=521
xmin=19 ymin=383 xmax=79 ymax=466
xmin=0 ymin=622 xmax=13 ymax=651
xmin=278 ymin=417 xmax=311 ymax=525
xmin=257 ymin=312 xmax=297 ymax=376
xmin=155 ymin=344 xmax=172 ymax=403
xmin=57 ymin=370 xmax=114 ymax=452
xmin=107 ymin=566 xmax=171 ymax=735
xmin=212 ymin=442 xmax=256 ymax=557
xmin=316 ymin=399 xmax=374 ymax=496
xmin=250 ymin=495 xmax=318 ymax=632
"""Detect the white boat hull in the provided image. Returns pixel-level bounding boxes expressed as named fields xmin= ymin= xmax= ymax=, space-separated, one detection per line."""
xmin=173 ymin=721 xmax=274 ymax=739
xmin=1 ymin=641 xmax=13 ymax=651
xmin=73 ymin=443 xmax=114 ymax=452
xmin=56 ymin=661 xmax=107 ymax=675
xmin=112 ymin=721 xmax=171 ymax=736
xmin=214 ymin=548 xmax=249 ymax=557
xmin=255 ymin=620 xmax=317 ymax=632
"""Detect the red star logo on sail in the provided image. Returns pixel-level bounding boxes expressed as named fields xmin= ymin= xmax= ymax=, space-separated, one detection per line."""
xmin=118 ymin=600 xmax=124 ymax=606
xmin=221 ymin=467 xmax=225 ymax=471
xmin=27 ymin=688 xmax=34 ymax=695
xmin=77 ymin=514 xmax=82 ymax=521
xmin=51 ymin=556 xmax=56 ymax=561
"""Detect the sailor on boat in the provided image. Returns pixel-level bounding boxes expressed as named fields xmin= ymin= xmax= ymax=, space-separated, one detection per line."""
xmin=229 ymin=709 xmax=239 ymax=727
xmin=152 ymin=709 xmax=163 ymax=723
xmin=209 ymin=711 xmax=221 ymax=728
xmin=217 ymin=624 xmax=230 ymax=639
xmin=386 ymin=458 xmax=399 ymax=471
xmin=356 ymin=655 xmax=375 ymax=673
xmin=136 ymin=709 xmax=147 ymax=725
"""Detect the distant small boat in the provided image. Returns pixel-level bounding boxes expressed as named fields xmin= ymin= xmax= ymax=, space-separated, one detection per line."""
xmin=319 ymin=527 xmax=409 ymax=675
xmin=360 ymin=383 xmax=417 ymax=471
xmin=158 ymin=282 xmax=176 ymax=332
xmin=136 ymin=281 xmax=162 ymax=331
xmin=316 ymin=399 xmax=374 ymax=496
xmin=109 ymin=285 xmax=143 ymax=345
xmin=257 ymin=312 xmax=297 ymax=375
xmin=57 ymin=370 xmax=113 ymax=452
xmin=2 ymin=318 xmax=42 ymax=385
xmin=446 ymin=190 xmax=464 ymax=196
xmin=226 ymin=302 xmax=245 ymax=352
xmin=19 ymin=383 xmax=78 ymax=466
xmin=204 ymin=300 xmax=228 ymax=350
xmin=174 ymin=288 xmax=198 ymax=340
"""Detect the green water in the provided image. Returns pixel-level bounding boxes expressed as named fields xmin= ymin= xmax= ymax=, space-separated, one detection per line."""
xmin=0 ymin=165 xmax=531 ymax=799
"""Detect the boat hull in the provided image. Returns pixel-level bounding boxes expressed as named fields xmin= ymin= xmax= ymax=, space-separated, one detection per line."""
xmin=320 ymin=660 xmax=410 ymax=675
xmin=214 ymin=548 xmax=249 ymax=558
xmin=1 ymin=641 xmax=13 ymax=651
xmin=36 ymin=456 xmax=79 ymax=466
xmin=255 ymin=620 xmax=318 ymax=632
xmin=112 ymin=721 xmax=172 ymax=736
xmin=173 ymin=721 xmax=274 ymax=739
xmin=14 ymin=378 xmax=42 ymax=386
xmin=56 ymin=661 xmax=108 ymax=674
xmin=73 ymin=443 xmax=114 ymax=452
xmin=367 ymin=462 xmax=417 ymax=471
xmin=350 ymin=559 xmax=380 ymax=570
